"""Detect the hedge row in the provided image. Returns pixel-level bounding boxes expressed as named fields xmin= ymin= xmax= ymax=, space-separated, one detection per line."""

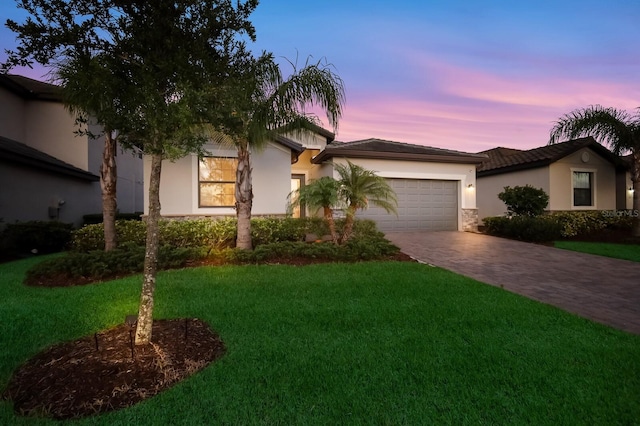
xmin=0 ymin=221 xmax=74 ymax=256
xmin=483 ymin=210 xmax=635 ymax=242
xmin=70 ymin=217 xmax=381 ymax=252
xmin=25 ymin=235 xmax=399 ymax=285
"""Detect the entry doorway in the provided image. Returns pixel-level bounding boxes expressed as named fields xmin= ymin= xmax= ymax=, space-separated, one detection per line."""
xmin=290 ymin=174 xmax=306 ymax=218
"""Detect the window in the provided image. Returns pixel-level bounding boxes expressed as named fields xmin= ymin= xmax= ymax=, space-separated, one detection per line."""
xmin=199 ymin=157 xmax=237 ymax=207
xmin=573 ymin=171 xmax=593 ymax=207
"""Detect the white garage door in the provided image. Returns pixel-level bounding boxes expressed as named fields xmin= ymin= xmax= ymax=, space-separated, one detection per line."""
xmin=358 ymin=179 xmax=458 ymax=231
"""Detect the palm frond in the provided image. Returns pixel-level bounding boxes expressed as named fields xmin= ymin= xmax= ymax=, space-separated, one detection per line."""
xmin=335 ymin=161 xmax=398 ymax=214
xmin=549 ymin=105 xmax=640 ymax=154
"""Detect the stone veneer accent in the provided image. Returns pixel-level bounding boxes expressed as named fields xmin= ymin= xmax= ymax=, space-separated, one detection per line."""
xmin=461 ymin=208 xmax=478 ymax=232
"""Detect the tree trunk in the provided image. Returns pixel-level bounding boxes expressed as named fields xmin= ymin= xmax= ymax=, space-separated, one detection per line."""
xmin=323 ymin=206 xmax=338 ymax=244
xmin=235 ymin=143 xmax=253 ymax=250
xmin=632 ymin=150 xmax=640 ymax=237
xmin=135 ymin=152 xmax=162 ymax=345
xmin=101 ymin=132 xmax=118 ymax=251
xmin=340 ymin=205 xmax=357 ymax=244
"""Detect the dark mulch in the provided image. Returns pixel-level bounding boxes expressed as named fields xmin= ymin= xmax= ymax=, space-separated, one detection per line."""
xmin=2 ymin=319 xmax=225 ymax=420
xmin=3 ymin=252 xmax=416 ymax=420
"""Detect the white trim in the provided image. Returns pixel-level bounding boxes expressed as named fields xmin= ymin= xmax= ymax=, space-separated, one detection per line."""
xmin=192 ymin=151 xmax=238 ymax=215
xmin=570 ymin=167 xmax=597 ymax=210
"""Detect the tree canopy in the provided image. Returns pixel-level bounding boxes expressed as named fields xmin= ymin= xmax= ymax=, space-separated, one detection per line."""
xmin=3 ymin=0 xmax=260 ymax=344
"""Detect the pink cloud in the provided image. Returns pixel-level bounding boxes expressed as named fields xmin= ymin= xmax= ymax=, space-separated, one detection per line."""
xmin=331 ymin=54 xmax=639 ymax=153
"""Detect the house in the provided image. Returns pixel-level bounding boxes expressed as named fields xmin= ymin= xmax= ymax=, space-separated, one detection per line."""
xmin=0 ymin=74 xmax=144 ymax=227
xmin=476 ymin=137 xmax=632 ymax=222
xmin=150 ymin=128 xmax=487 ymax=232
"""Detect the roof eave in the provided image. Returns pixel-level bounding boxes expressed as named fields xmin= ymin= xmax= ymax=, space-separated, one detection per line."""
xmin=477 ymin=160 xmax=551 ymax=178
xmin=0 ymin=148 xmax=99 ymax=182
xmin=312 ymin=149 xmax=486 ymax=165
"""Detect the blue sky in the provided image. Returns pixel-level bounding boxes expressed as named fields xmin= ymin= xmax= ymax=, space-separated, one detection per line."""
xmin=2 ymin=0 xmax=638 ymax=152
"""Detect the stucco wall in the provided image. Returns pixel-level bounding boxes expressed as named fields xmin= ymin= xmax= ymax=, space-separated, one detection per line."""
xmin=0 ymin=161 xmax=101 ymax=226
xmin=24 ymin=101 xmax=88 ymax=170
xmin=477 ymin=167 xmax=549 ymax=221
xmin=146 ymin=142 xmax=292 ymax=217
xmin=0 ymin=87 xmax=25 ymax=142
xmin=550 ymin=148 xmax=616 ymax=211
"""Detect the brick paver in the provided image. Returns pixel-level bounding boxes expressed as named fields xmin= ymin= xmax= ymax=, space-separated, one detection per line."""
xmin=385 ymin=231 xmax=640 ymax=335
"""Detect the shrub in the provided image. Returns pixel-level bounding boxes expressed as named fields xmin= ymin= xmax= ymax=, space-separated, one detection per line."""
xmin=498 ymin=185 xmax=549 ymax=217
xmin=71 ymin=220 xmax=147 ymax=251
xmin=483 ymin=216 xmax=562 ymax=242
xmin=70 ymin=217 xmax=383 ymax=251
xmin=1 ymin=221 xmax=74 ymax=255
xmin=250 ymin=217 xmax=307 ymax=246
xmin=548 ymin=211 xmax=634 ymax=238
xmin=25 ymin=243 xmax=207 ymax=284
xmin=82 ymin=212 xmax=143 ymax=225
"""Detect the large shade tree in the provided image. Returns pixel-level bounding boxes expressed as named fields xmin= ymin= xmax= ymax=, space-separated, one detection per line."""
xmin=4 ymin=0 xmax=258 ymax=344
xmin=549 ymin=105 xmax=640 ymax=236
xmin=214 ymin=54 xmax=345 ymax=250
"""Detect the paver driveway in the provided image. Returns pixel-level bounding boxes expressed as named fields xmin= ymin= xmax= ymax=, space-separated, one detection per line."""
xmin=385 ymin=231 xmax=640 ymax=335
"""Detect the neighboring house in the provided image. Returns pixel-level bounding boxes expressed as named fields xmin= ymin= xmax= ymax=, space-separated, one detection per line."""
xmin=476 ymin=137 xmax=632 ymax=222
xmin=0 ymin=74 xmax=144 ymax=227
xmin=151 ymin=130 xmax=486 ymax=232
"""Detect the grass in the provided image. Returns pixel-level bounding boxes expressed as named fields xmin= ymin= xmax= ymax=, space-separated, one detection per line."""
xmin=554 ymin=241 xmax=640 ymax=262
xmin=1 ymin=256 xmax=639 ymax=425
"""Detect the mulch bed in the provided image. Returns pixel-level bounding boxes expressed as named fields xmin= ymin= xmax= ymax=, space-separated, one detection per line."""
xmin=2 ymin=319 xmax=225 ymax=420
xmin=3 ymin=252 xmax=416 ymax=420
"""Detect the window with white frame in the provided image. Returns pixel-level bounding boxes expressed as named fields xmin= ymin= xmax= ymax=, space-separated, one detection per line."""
xmin=199 ymin=157 xmax=237 ymax=207
xmin=572 ymin=171 xmax=593 ymax=207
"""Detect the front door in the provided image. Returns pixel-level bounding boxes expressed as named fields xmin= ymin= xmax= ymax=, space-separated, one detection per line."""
xmin=290 ymin=174 xmax=306 ymax=218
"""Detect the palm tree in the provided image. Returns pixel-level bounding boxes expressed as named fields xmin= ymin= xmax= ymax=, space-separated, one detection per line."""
xmin=218 ymin=54 xmax=345 ymax=250
xmin=549 ymin=105 xmax=640 ymax=236
xmin=55 ymin=54 xmax=133 ymax=251
xmin=335 ymin=161 xmax=398 ymax=243
xmin=290 ymin=176 xmax=341 ymax=243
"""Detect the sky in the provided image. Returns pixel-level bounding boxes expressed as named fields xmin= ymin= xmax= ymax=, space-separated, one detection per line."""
xmin=1 ymin=0 xmax=638 ymax=153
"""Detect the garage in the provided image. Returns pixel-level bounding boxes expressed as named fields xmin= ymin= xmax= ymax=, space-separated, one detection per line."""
xmin=358 ymin=178 xmax=458 ymax=231
xmin=311 ymin=138 xmax=485 ymax=233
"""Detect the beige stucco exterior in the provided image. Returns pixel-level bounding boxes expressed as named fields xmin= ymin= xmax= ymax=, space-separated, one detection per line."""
xmin=330 ymin=157 xmax=477 ymax=231
xmin=146 ymin=141 xmax=294 ymax=217
xmin=0 ymin=76 xmax=144 ymax=226
xmin=477 ymin=147 xmax=619 ymax=222
xmin=477 ymin=167 xmax=550 ymax=219
xmin=147 ymin=132 xmax=481 ymax=233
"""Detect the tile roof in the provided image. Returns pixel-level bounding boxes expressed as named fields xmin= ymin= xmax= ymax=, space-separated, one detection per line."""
xmin=0 ymin=136 xmax=99 ymax=181
xmin=477 ymin=137 xmax=626 ymax=177
xmin=0 ymin=74 xmax=62 ymax=102
xmin=312 ymin=138 xmax=487 ymax=164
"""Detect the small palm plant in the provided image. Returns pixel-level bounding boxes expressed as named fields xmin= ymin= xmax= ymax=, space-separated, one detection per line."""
xmin=290 ymin=177 xmax=341 ymax=243
xmin=335 ymin=161 xmax=398 ymax=243
xmin=290 ymin=162 xmax=398 ymax=244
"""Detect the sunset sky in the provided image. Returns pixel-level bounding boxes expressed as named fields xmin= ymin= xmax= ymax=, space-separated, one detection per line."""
xmin=2 ymin=0 xmax=638 ymax=152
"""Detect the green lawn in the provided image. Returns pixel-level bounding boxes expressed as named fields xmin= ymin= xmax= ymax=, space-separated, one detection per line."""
xmin=1 ymin=257 xmax=639 ymax=425
xmin=554 ymin=241 xmax=640 ymax=262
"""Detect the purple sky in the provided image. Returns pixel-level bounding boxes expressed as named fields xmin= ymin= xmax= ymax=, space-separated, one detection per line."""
xmin=2 ymin=0 xmax=638 ymax=152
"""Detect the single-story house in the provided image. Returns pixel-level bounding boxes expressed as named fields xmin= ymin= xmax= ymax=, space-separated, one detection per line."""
xmin=148 ymin=127 xmax=487 ymax=232
xmin=0 ymin=74 xmax=144 ymax=227
xmin=476 ymin=137 xmax=632 ymax=222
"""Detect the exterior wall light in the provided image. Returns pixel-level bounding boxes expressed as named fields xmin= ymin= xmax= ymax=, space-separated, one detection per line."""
xmin=629 ymin=187 xmax=635 ymax=193
xmin=467 ymin=183 xmax=474 ymax=189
